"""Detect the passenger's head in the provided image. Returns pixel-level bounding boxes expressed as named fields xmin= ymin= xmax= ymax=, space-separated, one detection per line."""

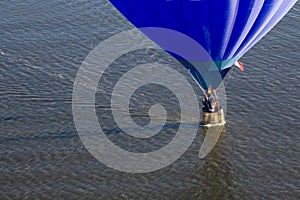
xmin=207 ymin=86 xmax=212 ymax=94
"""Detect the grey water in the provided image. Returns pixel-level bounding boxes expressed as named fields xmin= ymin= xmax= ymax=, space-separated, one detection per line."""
xmin=0 ymin=0 xmax=299 ymax=199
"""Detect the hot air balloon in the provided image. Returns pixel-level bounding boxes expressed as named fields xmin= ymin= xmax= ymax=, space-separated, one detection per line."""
xmin=108 ymin=0 xmax=297 ymax=124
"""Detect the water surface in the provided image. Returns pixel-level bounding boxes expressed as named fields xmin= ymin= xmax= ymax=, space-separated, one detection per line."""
xmin=0 ymin=0 xmax=299 ymax=199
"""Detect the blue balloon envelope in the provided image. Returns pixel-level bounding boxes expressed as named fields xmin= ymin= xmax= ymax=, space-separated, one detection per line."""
xmin=109 ymin=0 xmax=297 ymax=89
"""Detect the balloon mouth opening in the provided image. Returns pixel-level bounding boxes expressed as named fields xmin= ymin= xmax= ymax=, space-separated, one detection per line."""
xmin=173 ymin=57 xmax=233 ymax=90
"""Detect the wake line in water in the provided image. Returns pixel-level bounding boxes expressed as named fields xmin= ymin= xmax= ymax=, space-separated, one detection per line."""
xmin=0 ymin=131 xmax=78 ymax=143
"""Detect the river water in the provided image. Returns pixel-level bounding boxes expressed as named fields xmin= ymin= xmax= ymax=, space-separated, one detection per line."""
xmin=1 ymin=0 xmax=299 ymax=199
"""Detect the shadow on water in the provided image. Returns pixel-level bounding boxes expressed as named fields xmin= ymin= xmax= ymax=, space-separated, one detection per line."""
xmin=199 ymin=125 xmax=226 ymax=159
xmin=165 ymin=127 xmax=243 ymax=199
